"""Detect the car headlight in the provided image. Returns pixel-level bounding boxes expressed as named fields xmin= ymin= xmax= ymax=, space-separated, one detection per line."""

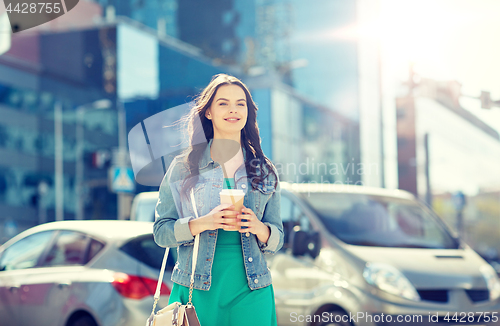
xmin=480 ymin=264 xmax=500 ymax=301
xmin=363 ymin=262 xmax=420 ymax=301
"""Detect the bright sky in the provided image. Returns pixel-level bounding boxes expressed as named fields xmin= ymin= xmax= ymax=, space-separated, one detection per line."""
xmin=379 ymin=0 xmax=500 ymax=133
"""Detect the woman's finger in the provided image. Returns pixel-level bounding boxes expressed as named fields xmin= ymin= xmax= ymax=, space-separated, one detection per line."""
xmin=237 ymin=212 xmax=254 ymax=222
xmin=215 ymin=214 xmax=229 ymax=224
xmin=222 ymin=209 xmax=240 ymax=217
xmin=236 ymin=208 xmax=253 ymax=230
xmin=238 ymin=220 xmax=251 ymax=227
xmin=242 ymin=207 xmax=256 ymax=218
xmin=238 ymin=225 xmax=255 ymax=233
xmin=209 ymin=204 xmax=234 ymax=215
xmin=222 ymin=217 xmax=238 ymax=224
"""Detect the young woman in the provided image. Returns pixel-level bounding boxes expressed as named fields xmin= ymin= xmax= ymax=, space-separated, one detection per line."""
xmin=154 ymin=74 xmax=283 ymax=326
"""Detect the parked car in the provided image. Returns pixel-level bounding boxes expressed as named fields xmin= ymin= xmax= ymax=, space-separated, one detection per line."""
xmin=271 ymin=182 xmax=500 ymax=326
xmin=0 ymin=220 xmax=175 ymax=326
xmin=130 ymin=191 xmax=160 ymax=222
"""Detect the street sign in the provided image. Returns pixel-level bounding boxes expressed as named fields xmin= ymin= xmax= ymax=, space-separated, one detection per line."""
xmin=111 ymin=166 xmax=135 ymax=193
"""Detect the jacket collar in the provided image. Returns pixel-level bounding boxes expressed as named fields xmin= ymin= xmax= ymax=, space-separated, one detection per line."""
xmin=199 ymin=138 xmax=248 ymax=170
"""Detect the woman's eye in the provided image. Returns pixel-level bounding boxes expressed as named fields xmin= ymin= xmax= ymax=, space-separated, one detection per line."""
xmin=218 ymin=102 xmax=245 ymax=107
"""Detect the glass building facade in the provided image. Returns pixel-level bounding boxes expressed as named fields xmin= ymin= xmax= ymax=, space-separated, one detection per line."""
xmin=0 ymin=1 xmax=380 ymax=242
xmin=246 ymin=77 xmax=360 ymax=185
xmin=94 ymin=0 xmax=292 ymax=69
xmin=0 ymin=19 xmax=236 ymax=241
xmin=89 ymin=0 xmax=385 ymax=187
xmin=396 ymin=79 xmax=500 ymax=257
xmin=0 ymin=25 xmax=118 ymax=241
xmin=94 ymin=0 xmax=179 ymax=38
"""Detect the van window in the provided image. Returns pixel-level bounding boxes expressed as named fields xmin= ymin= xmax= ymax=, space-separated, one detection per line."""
xmin=281 ymin=195 xmax=312 ymax=249
xmin=293 ymin=205 xmax=310 ymax=232
xmin=301 ymin=193 xmax=458 ymax=249
xmin=280 ymin=195 xmax=294 ymax=222
xmin=281 ymin=195 xmax=296 ymax=249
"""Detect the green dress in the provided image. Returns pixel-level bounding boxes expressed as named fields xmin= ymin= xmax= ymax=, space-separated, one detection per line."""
xmin=167 ymin=178 xmax=278 ymax=326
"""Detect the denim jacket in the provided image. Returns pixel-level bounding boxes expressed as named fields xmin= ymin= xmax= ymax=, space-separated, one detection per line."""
xmin=153 ymin=139 xmax=283 ymax=291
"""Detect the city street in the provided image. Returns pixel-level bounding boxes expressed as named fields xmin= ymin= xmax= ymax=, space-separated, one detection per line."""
xmin=0 ymin=0 xmax=500 ymax=325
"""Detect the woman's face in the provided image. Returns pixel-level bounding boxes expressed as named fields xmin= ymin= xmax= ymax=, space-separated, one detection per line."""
xmin=205 ymin=84 xmax=248 ymax=140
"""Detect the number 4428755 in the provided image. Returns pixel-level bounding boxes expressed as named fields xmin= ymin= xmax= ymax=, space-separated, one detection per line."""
xmin=5 ymin=3 xmax=62 ymax=14
xmin=443 ymin=312 xmax=498 ymax=323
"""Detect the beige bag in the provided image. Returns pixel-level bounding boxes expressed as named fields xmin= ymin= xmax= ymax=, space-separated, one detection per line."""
xmin=148 ymin=301 xmax=201 ymax=326
xmin=146 ymin=189 xmax=202 ymax=326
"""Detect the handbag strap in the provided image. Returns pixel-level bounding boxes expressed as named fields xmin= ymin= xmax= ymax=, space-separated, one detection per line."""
xmin=151 ymin=188 xmax=200 ymax=314
xmin=151 ymin=246 xmax=170 ymax=313
xmin=188 ymin=189 xmax=200 ymax=306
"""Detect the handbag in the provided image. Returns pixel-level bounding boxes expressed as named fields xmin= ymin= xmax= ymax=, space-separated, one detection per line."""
xmin=146 ymin=189 xmax=202 ymax=326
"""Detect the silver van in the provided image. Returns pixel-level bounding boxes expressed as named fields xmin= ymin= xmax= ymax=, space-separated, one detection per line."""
xmin=130 ymin=191 xmax=160 ymax=222
xmin=130 ymin=183 xmax=500 ymax=326
xmin=272 ymin=182 xmax=500 ymax=326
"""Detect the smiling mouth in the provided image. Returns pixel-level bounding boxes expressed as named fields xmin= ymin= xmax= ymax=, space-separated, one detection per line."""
xmin=224 ymin=118 xmax=240 ymax=121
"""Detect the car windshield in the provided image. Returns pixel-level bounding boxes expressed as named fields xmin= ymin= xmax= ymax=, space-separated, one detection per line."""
xmin=300 ymin=192 xmax=459 ymax=249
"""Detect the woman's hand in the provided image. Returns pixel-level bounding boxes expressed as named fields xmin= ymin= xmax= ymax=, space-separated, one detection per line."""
xmin=234 ymin=206 xmax=270 ymax=244
xmin=188 ymin=204 xmax=240 ymax=236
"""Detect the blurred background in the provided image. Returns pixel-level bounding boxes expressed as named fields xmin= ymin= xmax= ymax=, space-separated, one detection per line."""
xmin=0 ymin=0 xmax=498 ymax=263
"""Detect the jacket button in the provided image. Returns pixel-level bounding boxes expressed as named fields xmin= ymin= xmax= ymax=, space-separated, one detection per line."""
xmin=245 ymin=232 xmax=250 ymax=237
xmin=248 ymin=257 xmax=253 ymax=262
xmin=254 ymin=279 xmax=259 ymax=284
xmin=241 ymin=184 xmax=246 ymax=189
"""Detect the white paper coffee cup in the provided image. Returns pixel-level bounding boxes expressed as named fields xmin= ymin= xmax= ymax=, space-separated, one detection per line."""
xmin=219 ymin=189 xmax=245 ymax=230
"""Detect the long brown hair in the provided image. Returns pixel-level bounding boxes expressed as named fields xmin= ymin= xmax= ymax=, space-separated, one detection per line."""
xmin=180 ymin=74 xmax=277 ymax=197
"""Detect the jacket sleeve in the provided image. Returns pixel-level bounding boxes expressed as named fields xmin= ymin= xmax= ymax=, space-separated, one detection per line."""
xmin=153 ymin=158 xmax=195 ymax=248
xmin=257 ymin=167 xmax=284 ymax=254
